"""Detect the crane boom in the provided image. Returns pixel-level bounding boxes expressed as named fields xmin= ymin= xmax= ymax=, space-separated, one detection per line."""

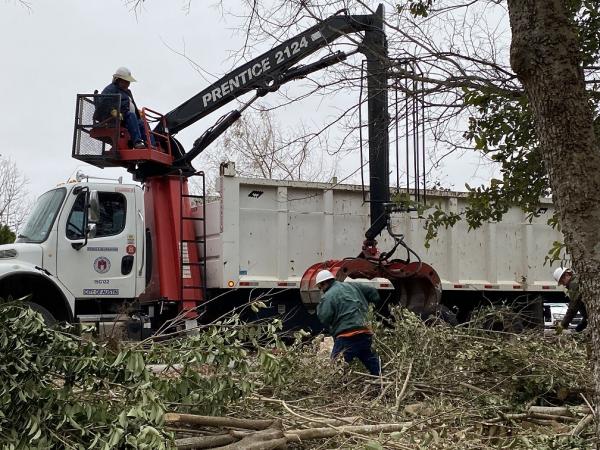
xmin=164 ymin=7 xmax=385 ymax=135
xmin=162 ymin=5 xmax=390 ymax=240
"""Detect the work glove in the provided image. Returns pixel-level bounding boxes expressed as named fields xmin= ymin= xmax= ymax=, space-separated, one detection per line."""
xmin=110 ymin=109 xmax=123 ymax=121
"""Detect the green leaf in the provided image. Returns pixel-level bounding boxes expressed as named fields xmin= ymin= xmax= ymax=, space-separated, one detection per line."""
xmin=118 ymin=411 xmax=128 ymax=428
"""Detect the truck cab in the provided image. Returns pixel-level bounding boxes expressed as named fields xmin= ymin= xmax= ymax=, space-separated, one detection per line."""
xmin=0 ymin=181 xmax=146 ymax=323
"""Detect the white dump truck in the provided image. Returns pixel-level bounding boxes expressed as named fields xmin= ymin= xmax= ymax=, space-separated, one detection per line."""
xmin=0 ymin=164 xmax=564 ymax=331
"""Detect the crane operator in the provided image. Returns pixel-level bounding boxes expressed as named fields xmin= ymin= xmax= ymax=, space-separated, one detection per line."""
xmin=100 ymin=67 xmax=148 ymax=149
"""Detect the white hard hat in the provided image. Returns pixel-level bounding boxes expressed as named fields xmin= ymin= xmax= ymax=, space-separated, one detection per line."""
xmin=315 ymin=270 xmax=335 ymax=286
xmin=113 ymin=67 xmax=137 ymax=83
xmin=553 ymin=267 xmax=568 ymax=283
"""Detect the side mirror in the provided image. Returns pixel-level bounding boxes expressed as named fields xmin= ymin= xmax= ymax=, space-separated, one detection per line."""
xmin=72 ymin=189 xmax=99 ymax=251
xmin=88 ymin=191 xmax=100 ymax=223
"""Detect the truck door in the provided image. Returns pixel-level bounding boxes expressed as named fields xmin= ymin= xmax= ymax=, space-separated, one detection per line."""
xmin=56 ymin=186 xmax=138 ymax=299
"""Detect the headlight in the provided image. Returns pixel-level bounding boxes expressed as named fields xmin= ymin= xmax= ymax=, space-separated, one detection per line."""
xmin=0 ymin=249 xmax=17 ymax=259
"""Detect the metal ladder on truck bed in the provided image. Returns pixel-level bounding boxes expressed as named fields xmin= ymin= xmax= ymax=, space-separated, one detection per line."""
xmin=178 ymin=172 xmax=207 ymax=307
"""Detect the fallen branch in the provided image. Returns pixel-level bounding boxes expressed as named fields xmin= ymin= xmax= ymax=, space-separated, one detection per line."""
xmin=486 ymin=413 xmax=529 ymax=424
xmin=174 ymin=420 xmax=414 ymax=449
xmin=571 ymin=414 xmax=594 ymax=436
xmin=527 ymin=406 xmax=590 ymax=417
xmin=302 ymin=417 xmax=361 ymax=427
xmin=213 ymin=429 xmax=286 ymax=450
xmin=530 ymin=413 xmax=578 ymax=422
xmin=396 ymin=360 xmax=413 ymax=410
xmin=580 ymin=393 xmax=596 ymax=418
xmin=459 ymin=382 xmax=488 ymax=395
xmin=175 ymin=429 xmax=287 ymax=450
xmin=251 ymin=396 xmax=359 ymax=427
xmin=167 ymin=427 xmax=211 ymax=435
xmin=486 ymin=406 xmax=589 ymax=425
xmin=165 ymin=413 xmax=281 ymax=431
xmin=284 ymin=422 xmax=413 ymax=442
xmin=175 ymin=434 xmax=237 ymax=450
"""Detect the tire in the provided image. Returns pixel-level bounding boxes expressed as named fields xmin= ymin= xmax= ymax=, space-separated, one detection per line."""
xmin=24 ymin=301 xmax=57 ymax=327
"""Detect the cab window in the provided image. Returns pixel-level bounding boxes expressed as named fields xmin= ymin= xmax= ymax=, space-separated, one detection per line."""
xmin=66 ymin=192 xmax=126 ymax=240
xmin=17 ymin=188 xmax=66 ymax=243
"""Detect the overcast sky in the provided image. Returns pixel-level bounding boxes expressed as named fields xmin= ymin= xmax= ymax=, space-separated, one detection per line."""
xmin=1 ymin=0 xmax=498 ymax=201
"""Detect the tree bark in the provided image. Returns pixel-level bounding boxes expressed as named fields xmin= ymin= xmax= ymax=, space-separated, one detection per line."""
xmin=506 ymin=0 xmax=600 ymax=444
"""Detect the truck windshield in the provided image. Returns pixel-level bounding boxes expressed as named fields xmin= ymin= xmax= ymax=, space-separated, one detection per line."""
xmin=16 ymin=188 xmax=67 ymax=243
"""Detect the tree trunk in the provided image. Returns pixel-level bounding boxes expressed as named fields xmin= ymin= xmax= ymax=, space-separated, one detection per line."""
xmin=506 ymin=0 xmax=600 ymax=444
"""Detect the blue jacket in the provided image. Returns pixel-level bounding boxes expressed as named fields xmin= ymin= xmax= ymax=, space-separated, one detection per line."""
xmin=317 ymin=280 xmax=381 ymax=337
xmin=99 ymin=81 xmax=139 ymax=118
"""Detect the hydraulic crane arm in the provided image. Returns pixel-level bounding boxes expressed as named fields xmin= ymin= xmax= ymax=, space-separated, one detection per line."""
xmin=176 ymin=48 xmax=359 ymax=166
xmin=166 ymin=4 xmax=390 ymax=242
xmin=163 ymin=6 xmax=386 ymax=135
xmin=163 ymin=5 xmax=389 ymax=242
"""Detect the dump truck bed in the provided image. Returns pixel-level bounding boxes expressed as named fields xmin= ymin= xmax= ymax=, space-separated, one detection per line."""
xmin=196 ymin=173 xmax=562 ymax=295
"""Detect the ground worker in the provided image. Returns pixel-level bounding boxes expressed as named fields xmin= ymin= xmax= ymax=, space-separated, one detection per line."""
xmin=315 ymin=270 xmax=382 ymax=376
xmin=100 ymin=67 xmax=147 ymax=149
xmin=553 ymin=267 xmax=588 ymax=332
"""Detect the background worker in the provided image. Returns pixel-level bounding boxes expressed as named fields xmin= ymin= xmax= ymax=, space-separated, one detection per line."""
xmin=315 ymin=270 xmax=382 ymax=376
xmin=553 ymin=267 xmax=588 ymax=332
xmin=100 ymin=67 xmax=148 ymax=149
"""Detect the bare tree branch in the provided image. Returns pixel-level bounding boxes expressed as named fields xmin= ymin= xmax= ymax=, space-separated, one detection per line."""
xmin=0 ymin=157 xmax=31 ymax=233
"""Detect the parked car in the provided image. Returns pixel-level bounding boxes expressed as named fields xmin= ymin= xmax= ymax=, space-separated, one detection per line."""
xmin=543 ymin=302 xmax=583 ymax=329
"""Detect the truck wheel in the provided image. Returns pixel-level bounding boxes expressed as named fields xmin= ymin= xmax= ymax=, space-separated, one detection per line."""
xmin=24 ymin=301 xmax=57 ymax=327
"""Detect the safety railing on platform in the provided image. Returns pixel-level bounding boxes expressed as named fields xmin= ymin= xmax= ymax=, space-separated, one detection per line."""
xmin=141 ymin=107 xmax=172 ymax=156
xmin=72 ymin=94 xmax=122 ymax=168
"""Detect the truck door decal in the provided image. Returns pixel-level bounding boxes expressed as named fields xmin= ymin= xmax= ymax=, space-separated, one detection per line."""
xmin=93 ymin=256 xmax=111 ymax=274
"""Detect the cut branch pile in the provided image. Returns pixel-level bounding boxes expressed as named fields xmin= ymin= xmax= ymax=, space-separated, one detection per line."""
xmin=166 ymin=412 xmax=413 ymax=449
xmin=1 ymin=301 xmax=595 ymax=449
xmin=161 ymin=310 xmax=594 ymax=449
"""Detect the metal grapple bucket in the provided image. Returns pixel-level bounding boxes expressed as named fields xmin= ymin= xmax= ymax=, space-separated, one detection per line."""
xmin=300 ymin=257 xmax=442 ymax=317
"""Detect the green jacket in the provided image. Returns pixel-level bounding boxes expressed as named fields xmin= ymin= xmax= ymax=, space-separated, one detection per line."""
xmin=316 ymin=280 xmax=381 ymax=337
xmin=561 ymin=275 xmax=588 ymax=328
